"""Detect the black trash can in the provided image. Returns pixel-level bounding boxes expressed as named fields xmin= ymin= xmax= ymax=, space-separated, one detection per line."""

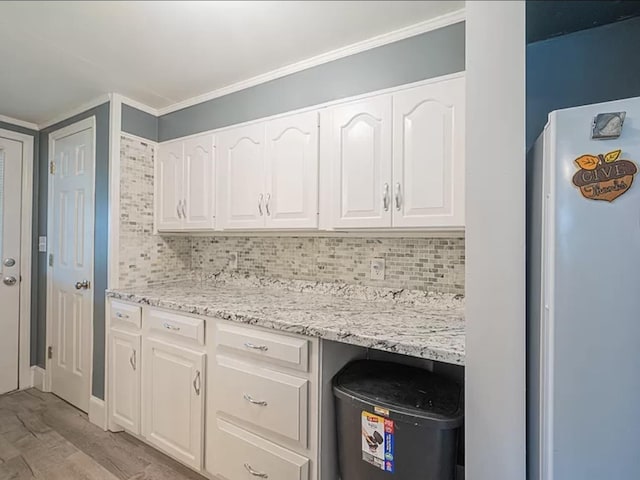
xmin=333 ymin=360 xmax=463 ymax=480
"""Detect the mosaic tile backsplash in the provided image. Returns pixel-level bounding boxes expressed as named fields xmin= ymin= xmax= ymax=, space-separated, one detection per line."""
xmin=119 ymin=135 xmax=465 ymax=294
xmin=119 ymin=136 xmax=192 ymax=289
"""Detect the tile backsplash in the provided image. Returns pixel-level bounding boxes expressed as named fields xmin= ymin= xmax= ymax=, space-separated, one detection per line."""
xmin=119 ymin=136 xmax=191 ymax=289
xmin=119 ymin=135 xmax=465 ymax=294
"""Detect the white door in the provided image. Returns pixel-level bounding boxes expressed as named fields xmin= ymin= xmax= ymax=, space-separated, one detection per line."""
xmin=143 ymin=338 xmax=205 ymax=470
xmin=109 ymin=329 xmax=141 ymax=434
xmin=265 ymin=111 xmax=319 ymax=229
xmin=323 ymin=95 xmax=392 ymax=228
xmin=392 ymin=77 xmax=465 ymax=228
xmin=183 ymin=134 xmax=215 ymax=230
xmin=0 ymin=136 xmax=23 ymax=395
xmin=156 ymin=140 xmax=184 ymax=231
xmin=49 ymin=123 xmax=94 ymax=412
xmin=217 ymin=124 xmax=265 ymax=230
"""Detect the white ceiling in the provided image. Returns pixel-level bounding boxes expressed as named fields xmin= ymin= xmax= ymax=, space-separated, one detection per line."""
xmin=0 ymin=1 xmax=463 ymax=125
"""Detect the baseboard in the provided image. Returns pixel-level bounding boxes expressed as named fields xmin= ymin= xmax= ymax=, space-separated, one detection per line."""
xmin=89 ymin=396 xmax=107 ymax=431
xmin=30 ymin=366 xmax=45 ymax=391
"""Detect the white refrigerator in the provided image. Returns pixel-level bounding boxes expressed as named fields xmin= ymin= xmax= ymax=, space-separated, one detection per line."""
xmin=528 ymin=97 xmax=640 ymax=479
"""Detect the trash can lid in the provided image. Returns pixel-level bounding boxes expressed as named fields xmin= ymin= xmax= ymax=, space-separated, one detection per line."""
xmin=333 ymin=360 xmax=463 ymax=422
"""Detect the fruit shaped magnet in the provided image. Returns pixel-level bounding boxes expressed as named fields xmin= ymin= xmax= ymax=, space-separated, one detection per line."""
xmin=572 ymin=149 xmax=637 ymax=202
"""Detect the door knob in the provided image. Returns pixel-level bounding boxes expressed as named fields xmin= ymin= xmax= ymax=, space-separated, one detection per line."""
xmin=3 ymin=258 xmax=15 ymax=267
xmin=75 ymin=280 xmax=90 ymax=290
xmin=3 ymin=276 xmax=16 ymax=286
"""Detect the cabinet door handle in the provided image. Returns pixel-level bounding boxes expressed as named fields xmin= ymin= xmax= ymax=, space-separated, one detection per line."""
xmin=176 ymin=201 xmax=183 ymax=219
xmin=244 ymin=463 xmax=268 ymax=478
xmin=383 ymin=183 xmax=390 ymax=211
xmin=130 ymin=349 xmax=136 ymax=371
xmin=115 ymin=312 xmax=129 ymax=319
xmin=244 ymin=342 xmax=268 ymax=351
xmin=265 ymin=193 xmax=271 ymax=216
xmin=395 ymin=183 xmax=402 ymax=211
xmin=163 ymin=322 xmax=181 ymax=332
xmin=181 ymin=199 xmax=187 ymax=218
xmin=258 ymin=194 xmax=264 ymax=216
xmin=243 ymin=393 xmax=268 ymax=406
xmin=193 ymin=370 xmax=201 ymax=395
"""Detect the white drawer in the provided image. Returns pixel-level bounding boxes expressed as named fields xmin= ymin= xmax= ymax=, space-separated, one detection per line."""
xmin=110 ymin=301 xmax=141 ymax=329
xmin=215 ymin=418 xmax=309 ymax=480
xmin=216 ymin=356 xmax=308 ymax=447
xmin=216 ymin=322 xmax=309 ymax=371
xmin=147 ymin=309 xmax=205 ymax=346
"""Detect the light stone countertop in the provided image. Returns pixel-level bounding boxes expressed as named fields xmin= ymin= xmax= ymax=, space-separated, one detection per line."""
xmin=107 ymin=275 xmax=465 ymax=366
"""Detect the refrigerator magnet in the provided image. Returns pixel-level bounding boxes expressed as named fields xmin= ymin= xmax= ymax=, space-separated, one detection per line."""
xmin=572 ymin=150 xmax=637 ymax=202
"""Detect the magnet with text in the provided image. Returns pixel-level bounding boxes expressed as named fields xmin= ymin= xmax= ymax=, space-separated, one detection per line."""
xmin=572 ymin=149 xmax=637 ymax=202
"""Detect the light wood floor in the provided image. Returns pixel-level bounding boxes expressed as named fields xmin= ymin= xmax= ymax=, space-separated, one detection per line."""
xmin=0 ymin=389 xmax=207 ymax=480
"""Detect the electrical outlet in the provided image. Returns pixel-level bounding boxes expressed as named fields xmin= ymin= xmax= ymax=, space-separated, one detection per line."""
xmin=370 ymin=258 xmax=385 ymax=280
xmin=229 ymin=252 xmax=238 ymax=270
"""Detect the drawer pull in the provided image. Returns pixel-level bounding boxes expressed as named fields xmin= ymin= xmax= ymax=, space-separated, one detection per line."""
xmin=243 ymin=394 xmax=268 ymax=407
xmin=244 ymin=463 xmax=268 ymax=478
xmin=163 ymin=322 xmax=181 ymax=332
xmin=193 ymin=370 xmax=201 ymax=396
xmin=244 ymin=342 xmax=268 ymax=351
xmin=129 ymin=349 xmax=137 ymax=371
xmin=115 ymin=312 xmax=130 ymax=319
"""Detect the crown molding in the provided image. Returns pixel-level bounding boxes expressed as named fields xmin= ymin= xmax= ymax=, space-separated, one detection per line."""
xmin=157 ymin=8 xmax=465 ymax=116
xmin=0 ymin=114 xmax=39 ymax=131
xmin=118 ymin=95 xmax=160 ymax=116
xmin=38 ymin=94 xmax=110 ymax=130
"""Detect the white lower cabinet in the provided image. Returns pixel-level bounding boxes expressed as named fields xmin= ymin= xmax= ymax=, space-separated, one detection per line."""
xmin=215 ymin=418 xmax=310 ymax=480
xmin=142 ymin=337 xmax=206 ymax=470
xmin=108 ymin=329 xmax=141 ymax=434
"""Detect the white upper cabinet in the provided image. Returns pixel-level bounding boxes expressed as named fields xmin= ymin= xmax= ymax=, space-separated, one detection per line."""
xmin=183 ymin=135 xmax=215 ymax=229
xmin=321 ymin=95 xmax=393 ymax=229
xmin=265 ymin=111 xmax=319 ymax=229
xmin=155 ymin=134 xmax=215 ymax=232
xmin=216 ymin=123 xmax=266 ymax=230
xmin=392 ymin=76 xmax=465 ymax=228
xmin=156 ymin=140 xmax=184 ymax=231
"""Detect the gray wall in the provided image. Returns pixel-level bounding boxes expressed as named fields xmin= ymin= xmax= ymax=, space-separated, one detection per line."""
xmin=38 ymin=103 xmax=110 ymax=399
xmin=159 ymin=21 xmax=465 ymax=141
xmin=527 ymin=16 xmax=640 ymax=148
xmin=0 ymin=121 xmax=39 ymax=367
xmin=121 ymin=104 xmax=158 ymax=142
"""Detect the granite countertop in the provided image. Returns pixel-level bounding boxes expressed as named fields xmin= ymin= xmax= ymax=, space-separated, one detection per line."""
xmin=107 ymin=275 xmax=465 ymax=365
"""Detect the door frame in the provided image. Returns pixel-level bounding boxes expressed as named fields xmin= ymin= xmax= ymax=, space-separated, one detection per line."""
xmin=0 ymin=128 xmax=34 ymax=391
xmin=44 ymin=117 xmax=97 ymax=405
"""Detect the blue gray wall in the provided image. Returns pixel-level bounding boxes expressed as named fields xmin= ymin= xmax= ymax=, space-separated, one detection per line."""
xmin=159 ymin=21 xmax=465 ymax=141
xmin=527 ymin=16 xmax=640 ymax=148
xmin=38 ymin=103 xmax=110 ymax=399
xmin=0 ymin=121 xmax=39 ymax=367
xmin=121 ymin=104 xmax=158 ymax=142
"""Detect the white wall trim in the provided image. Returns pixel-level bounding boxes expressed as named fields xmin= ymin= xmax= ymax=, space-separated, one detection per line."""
xmin=38 ymin=94 xmax=110 ymax=131
xmin=0 ymin=128 xmax=35 ymax=391
xmin=46 ymin=116 xmax=97 ymax=409
xmin=156 ymin=9 xmax=465 ymax=116
xmin=158 ymin=71 xmax=465 ymax=144
xmin=31 ymin=366 xmax=46 ymax=391
xmin=89 ymin=395 xmax=107 ymax=430
xmin=120 ymin=96 xmax=160 ymax=117
xmin=108 ymin=94 xmax=122 ymax=289
xmin=0 ymin=114 xmax=38 ymax=131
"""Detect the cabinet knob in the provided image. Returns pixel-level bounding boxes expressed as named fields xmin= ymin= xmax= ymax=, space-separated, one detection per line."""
xmin=395 ymin=183 xmax=402 ymax=211
xmin=382 ymin=183 xmax=390 ymax=211
xmin=244 ymin=463 xmax=269 ymax=478
xmin=257 ymin=194 xmax=264 ymax=216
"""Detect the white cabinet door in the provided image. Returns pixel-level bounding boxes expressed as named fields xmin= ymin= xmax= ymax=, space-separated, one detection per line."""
xmin=142 ymin=338 xmax=205 ymax=470
xmin=183 ymin=134 xmax=215 ymax=230
xmin=156 ymin=140 xmax=184 ymax=231
xmin=392 ymin=76 xmax=465 ymax=228
xmin=265 ymin=111 xmax=319 ymax=229
xmin=217 ymin=124 xmax=266 ymax=229
xmin=322 ymin=95 xmax=392 ymax=228
xmin=109 ymin=329 xmax=141 ymax=434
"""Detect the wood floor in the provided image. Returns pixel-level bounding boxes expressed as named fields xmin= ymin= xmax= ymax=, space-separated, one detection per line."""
xmin=0 ymin=389 xmax=207 ymax=480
